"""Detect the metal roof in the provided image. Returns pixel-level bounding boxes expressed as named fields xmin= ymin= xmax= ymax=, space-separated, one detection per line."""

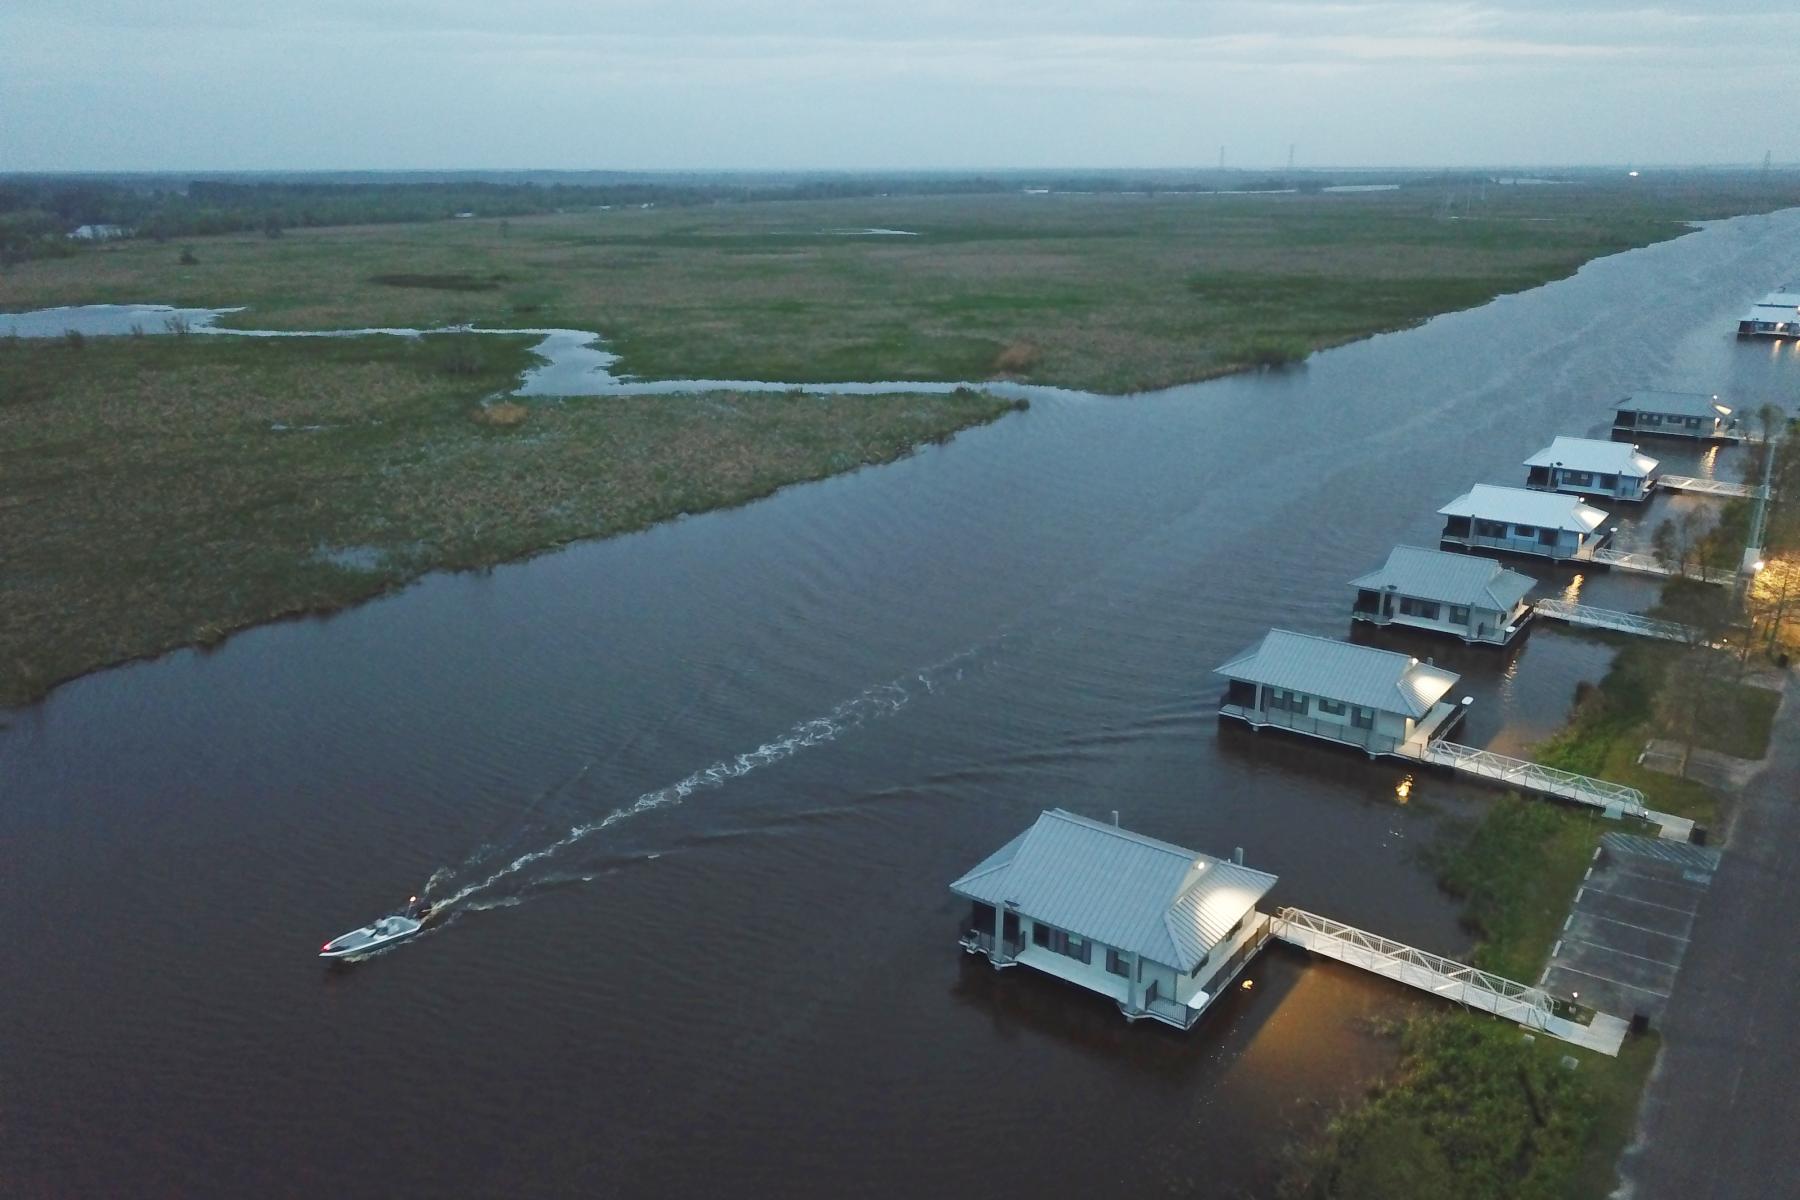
xmin=1213 ymin=628 xmax=1460 ymax=718
xmin=949 ymin=809 xmax=1277 ymax=972
xmin=1523 ymin=436 xmax=1659 ymax=478
xmin=1614 ymin=391 xmax=1732 ymax=418
xmin=1437 ymin=484 xmax=1609 ymax=533
xmin=1350 ymin=545 xmax=1536 ymax=611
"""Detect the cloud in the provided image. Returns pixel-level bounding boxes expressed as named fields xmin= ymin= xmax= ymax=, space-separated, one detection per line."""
xmin=1 ymin=1 xmax=1793 ymax=169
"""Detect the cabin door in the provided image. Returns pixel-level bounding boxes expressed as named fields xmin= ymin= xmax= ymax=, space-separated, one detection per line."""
xmin=1002 ymin=911 xmax=1021 ymax=954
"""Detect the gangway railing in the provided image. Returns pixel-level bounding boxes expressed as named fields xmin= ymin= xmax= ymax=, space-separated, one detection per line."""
xmin=1592 ymin=548 xmax=1735 ymax=586
xmin=1532 ymin=598 xmax=1700 ymax=643
xmin=1417 ymin=740 xmax=1649 ymax=817
xmin=1270 ymin=907 xmax=1557 ymax=1030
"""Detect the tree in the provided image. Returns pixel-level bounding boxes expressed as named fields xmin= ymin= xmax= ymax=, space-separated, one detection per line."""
xmin=1655 ymin=583 xmax=1740 ymax=773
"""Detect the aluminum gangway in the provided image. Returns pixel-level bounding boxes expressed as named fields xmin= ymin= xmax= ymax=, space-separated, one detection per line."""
xmin=1659 ymin=474 xmax=1764 ymax=500
xmin=1532 ymin=598 xmax=1700 ymax=643
xmin=1269 ymin=907 xmax=1628 ymax=1055
xmin=1404 ymin=739 xmax=1648 ymax=816
xmin=1592 ymin=547 xmax=1735 ymax=586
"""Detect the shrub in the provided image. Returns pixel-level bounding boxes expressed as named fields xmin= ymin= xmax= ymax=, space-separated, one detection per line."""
xmin=472 ymin=402 xmax=529 ymax=428
xmin=178 ymin=247 xmax=198 ymax=266
xmin=1228 ymin=335 xmax=1310 ymax=368
xmin=992 ymin=340 xmax=1040 ymax=373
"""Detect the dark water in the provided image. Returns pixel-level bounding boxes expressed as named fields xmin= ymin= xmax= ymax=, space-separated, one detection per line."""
xmin=4 ymin=212 xmax=1798 ymax=1198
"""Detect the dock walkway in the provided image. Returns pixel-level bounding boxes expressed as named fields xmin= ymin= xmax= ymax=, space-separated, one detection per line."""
xmin=1270 ymin=907 xmax=1628 ymax=1055
xmin=1592 ymin=548 xmax=1735 ymax=586
xmin=1398 ymin=738 xmax=1695 ymax=840
xmin=1532 ymin=598 xmax=1700 ymax=644
xmin=1659 ymin=474 xmax=1764 ymax=500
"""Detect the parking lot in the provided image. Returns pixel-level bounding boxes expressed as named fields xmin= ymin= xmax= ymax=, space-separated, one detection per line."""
xmin=1540 ymin=832 xmax=1721 ymax=1023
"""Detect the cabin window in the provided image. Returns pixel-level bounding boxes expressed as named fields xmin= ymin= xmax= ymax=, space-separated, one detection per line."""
xmin=1399 ymin=597 xmax=1441 ymax=620
xmin=1351 ymin=706 xmax=1375 ymax=730
xmin=1475 ymin=519 xmax=1508 ymax=538
xmin=1450 ymin=606 xmax=1470 ymax=625
xmin=1286 ymin=692 xmax=1309 ymax=715
xmin=1687 ymin=417 xmax=1702 ymax=429
xmin=1514 ymin=524 xmax=1536 ymax=538
xmin=1033 ymin=924 xmax=1092 ymax=963
xmin=1318 ymin=698 xmax=1346 ymax=716
xmin=1600 ymin=474 xmax=1619 ymax=490
xmin=1538 ymin=528 xmax=1558 ymax=546
xmin=1641 ymin=413 xmax=1661 ymax=425
xmin=1566 ymin=470 xmax=1593 ymax=487
xmin=1106 ymin=948 xmax=1130 ymax=977
xmin=1444 ymin=516 xmax=1472 ymax=537
xmin=1189 ymin=952 xmax=1210 ymax=978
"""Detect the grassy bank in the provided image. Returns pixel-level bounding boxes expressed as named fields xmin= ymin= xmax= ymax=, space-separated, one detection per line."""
xmin=1287 ymin=1012 xmax=1658 ymax=1200
xmin=1433 ymin=798 xmax=1605 ymax=982
xmin=9 ymin=184 xmax=1800 ymax=394
xmin=0 ymin=335 xmax=1020 ymax=706
xmin=1287 ymin=798 xmax=1658 ymax=1200
xmin=1285 ymin=619 xmax=1763 ymax=1197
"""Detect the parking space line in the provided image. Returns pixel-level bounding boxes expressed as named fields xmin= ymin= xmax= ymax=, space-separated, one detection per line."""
xmin=1545 ymin=961 xmax=1673 ymax=999
xmin=1601 ymin=866 xmax=1712 ymax=895
xmin=1574 ymin=911 xmax=1692 ymax=942
xmin=1576 ymin=887 xmax=1705 ymax=919
xmin=1557 ymin=934 xmax=1684 ymax=970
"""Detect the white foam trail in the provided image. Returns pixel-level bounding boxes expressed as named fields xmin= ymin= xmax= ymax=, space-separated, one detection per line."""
xmin=430 ymin=649 xmax=979 ymax=910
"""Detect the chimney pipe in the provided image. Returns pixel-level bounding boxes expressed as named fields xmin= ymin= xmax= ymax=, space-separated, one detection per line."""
xmin=1232 ymin=846 xmax=1244 ymax=866
xmin=1111 ymin=810 xmax=1120 ymax=827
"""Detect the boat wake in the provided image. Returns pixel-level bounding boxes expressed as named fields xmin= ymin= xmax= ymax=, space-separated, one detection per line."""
xmin=424 ymin=643 xmax=991 ymax=915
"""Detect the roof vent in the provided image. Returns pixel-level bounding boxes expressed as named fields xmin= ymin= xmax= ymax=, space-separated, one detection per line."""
xmin=1111 ymin=810 xmax=1120 ymax=827
xmin=1232 ymin=847 xmax=1244 ymax=866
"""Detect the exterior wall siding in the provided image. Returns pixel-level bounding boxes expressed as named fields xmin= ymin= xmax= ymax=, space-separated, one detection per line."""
xmin=1220 ymin=685 xmax=1413 ymax=754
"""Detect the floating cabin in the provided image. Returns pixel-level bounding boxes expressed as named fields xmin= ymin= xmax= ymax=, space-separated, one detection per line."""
xmin=1611 ymin=391 xmax=1737 ymax=441
xmin=1437 ymin=484 xmax=1610 ymax=561
xmin=1737 ymin=286 xmax=1800 ymax=339
xmin=952 ymin=809 xmax=1278 ymax=1030
xmin=1350 ymin=546 xmax=1537 ymax=645
xmin=1523 ymin=436 xmax=1660 ymax=502
xmin=1214 ymin=628 xmax=1465 ymax=756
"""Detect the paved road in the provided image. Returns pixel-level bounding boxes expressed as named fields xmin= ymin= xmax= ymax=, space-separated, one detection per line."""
xmin=1618 ymin=678 xmax=1800 ymax=1200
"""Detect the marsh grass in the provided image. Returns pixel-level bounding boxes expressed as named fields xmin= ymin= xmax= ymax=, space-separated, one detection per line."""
xmin=0 ymin=336 xmax=1019 ymax=705
xmin=8 ymin=184 xmax=1795 ymax=393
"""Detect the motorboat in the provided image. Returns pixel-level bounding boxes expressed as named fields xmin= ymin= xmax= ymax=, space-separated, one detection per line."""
xmin=319 ymin=896 xmax=432 ymax=960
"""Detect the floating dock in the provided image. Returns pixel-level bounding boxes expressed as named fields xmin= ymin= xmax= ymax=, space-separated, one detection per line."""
xmin=1271 ymin=907 xmax=1628 ymax=1055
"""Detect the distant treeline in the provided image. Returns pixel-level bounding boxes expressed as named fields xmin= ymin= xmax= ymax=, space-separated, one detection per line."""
xmin=0 ymin=172 xmax=1376 ymax=264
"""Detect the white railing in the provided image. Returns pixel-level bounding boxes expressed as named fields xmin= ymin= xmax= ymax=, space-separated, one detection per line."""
xmin=1421 ymin=740 xmax=1648 ymax=816
xmin=1532 ymin=598 xmax=1699 ymax=643
xmin=1592 ymin=548 xmax=1736 ymax=586
xmin=1271 ymin=907 xmax=1557 ymax=1028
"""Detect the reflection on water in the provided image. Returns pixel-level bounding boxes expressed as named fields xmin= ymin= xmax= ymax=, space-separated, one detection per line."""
xmin=3 ymin=209 xmax=1799 ymax=1197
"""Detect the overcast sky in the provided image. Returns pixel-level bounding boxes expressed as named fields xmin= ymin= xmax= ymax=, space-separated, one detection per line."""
xmin=3 ymin=0 xmax=1794 ymax=172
